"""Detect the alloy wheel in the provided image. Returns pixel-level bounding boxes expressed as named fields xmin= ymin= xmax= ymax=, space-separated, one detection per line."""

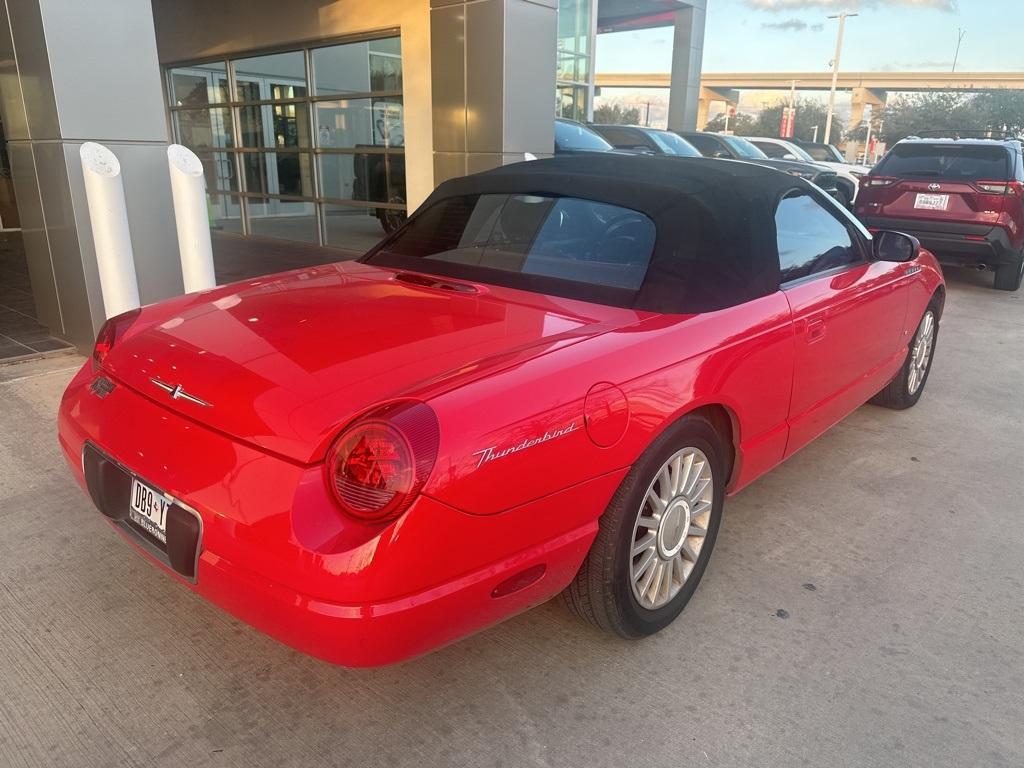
xmin=629 ymin=447 xmax=714 ymax=610
xmin=908 ymin=310 xmax=936 ymax=395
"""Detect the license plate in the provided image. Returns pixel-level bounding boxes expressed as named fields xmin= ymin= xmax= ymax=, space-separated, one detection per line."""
xmin=914 ymin=193 xmax=949 ymax=210
xmin=129 ymin=477 xmax=169 ymax=543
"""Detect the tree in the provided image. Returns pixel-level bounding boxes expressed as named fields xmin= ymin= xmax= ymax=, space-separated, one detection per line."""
xmin=875 ymin=90 xmax=1024 ymax=143
xmin=703 ymin=98 xmax=830 ymax=141
xmin=703 ymin=111 xmax=756 ymax=135
xmin=592 ymin=102 xmax=642 ymax=126
xmin=747 ymin=98 xmax=831 ymax=142
xmin=970 ymin=90 xmax=1024 ymax=135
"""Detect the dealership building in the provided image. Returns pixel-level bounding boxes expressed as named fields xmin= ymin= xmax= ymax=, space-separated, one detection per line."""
xmin=0 ymin=0 xmax=705 ymax=350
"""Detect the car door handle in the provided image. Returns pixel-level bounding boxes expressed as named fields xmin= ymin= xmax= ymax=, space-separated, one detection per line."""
xmin=806 ymin=318 xmax=826 ymax=342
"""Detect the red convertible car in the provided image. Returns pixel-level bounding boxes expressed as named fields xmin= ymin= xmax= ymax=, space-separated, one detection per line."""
xmin=58 ymin=155 xmax=944 ymax=667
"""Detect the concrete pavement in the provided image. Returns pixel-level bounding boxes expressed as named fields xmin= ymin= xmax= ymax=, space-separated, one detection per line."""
xmin=1 ymin=267 xmax=1022 ymax=768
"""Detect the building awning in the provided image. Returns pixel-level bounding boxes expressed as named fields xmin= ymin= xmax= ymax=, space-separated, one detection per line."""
xmin=596 ymin=0 xmax=690 ymax=33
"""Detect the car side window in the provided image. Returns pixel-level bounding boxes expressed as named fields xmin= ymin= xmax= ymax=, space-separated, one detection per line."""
xmin=753 ymin=141 xmax=786 ymax=159
xmin=683 ymin=134 xmax=722 ymax=157
xmin=775 ymin=191 xmax=860 ymax=284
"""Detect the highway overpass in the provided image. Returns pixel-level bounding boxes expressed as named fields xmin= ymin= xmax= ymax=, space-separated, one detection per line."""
xmin=595 ymin=71 xmax=1024 ymax=129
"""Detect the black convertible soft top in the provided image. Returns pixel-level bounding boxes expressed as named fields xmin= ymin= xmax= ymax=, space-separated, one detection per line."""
xmin=369 ymin=153 xmax=814 ymax=314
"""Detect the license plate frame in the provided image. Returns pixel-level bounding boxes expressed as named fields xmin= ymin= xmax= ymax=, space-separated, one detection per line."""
xmin=914 ymin=193 xmax=949 ymax=211
xmin=129 ymin=476 xmax=170 ymax=544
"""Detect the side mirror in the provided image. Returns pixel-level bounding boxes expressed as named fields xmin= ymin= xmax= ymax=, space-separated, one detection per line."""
xmin=873 ymin=231 xmax=920 ymax=263
xmin=713 ymin=150 xmax=731 ymax=158
xmin=783 ymin=153 xmax=798 ymax=160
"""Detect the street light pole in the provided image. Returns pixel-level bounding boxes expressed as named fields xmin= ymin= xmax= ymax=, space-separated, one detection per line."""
xmin=823 ymin=10 xmax=857 ymax=145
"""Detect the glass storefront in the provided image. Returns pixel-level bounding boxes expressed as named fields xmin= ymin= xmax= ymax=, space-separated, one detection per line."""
xmin=165 ymin=34 xmax=405 ymax=253
xmin=556 ymin=0 xmax=593 ymax=121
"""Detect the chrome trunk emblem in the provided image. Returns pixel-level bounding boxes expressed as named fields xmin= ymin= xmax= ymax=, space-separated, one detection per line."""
xmin=150 ymin=378 xmax=212 ymax=407
xmin=928 ymin=183 xmax=941 ymax=191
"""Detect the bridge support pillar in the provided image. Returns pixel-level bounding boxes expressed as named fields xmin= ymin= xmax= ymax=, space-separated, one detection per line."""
xmin=667 ymin=1 xmax=707 ymax=132
xmin=847 ymin=87 xmax=887 ymax=158
xmin=696 ymin=87 xmax=738 ymax=131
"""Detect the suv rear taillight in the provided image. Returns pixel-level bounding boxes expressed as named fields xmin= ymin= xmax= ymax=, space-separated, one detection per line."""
xmin=92 ymin=308 xmax=141 ymax=370
xmin=326 ymin=401 xmax=439 ymax=523
xmin=973 ymin=180 xmax=1024 ymax=195
xmin=864 ymin=176 xmax=898 ymax=188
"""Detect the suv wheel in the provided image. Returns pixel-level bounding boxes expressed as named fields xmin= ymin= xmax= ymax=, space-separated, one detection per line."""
xmin=994 ymin=253 xmax=1024 ymax=292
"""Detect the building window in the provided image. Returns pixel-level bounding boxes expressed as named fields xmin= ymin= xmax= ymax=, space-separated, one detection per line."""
xmin=165 ymin=33 xmax=405 ymax=254
xmin=556 ymin=0 xmax=593 ymax=121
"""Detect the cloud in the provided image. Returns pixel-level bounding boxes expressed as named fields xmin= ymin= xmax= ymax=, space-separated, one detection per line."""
xmin=761 ymin=18 xmax=809 ymax=30
xmin=745 ymin=0 xmax=956 ymax=11
xmin=810 ymin=22 xmax=825 ymax=30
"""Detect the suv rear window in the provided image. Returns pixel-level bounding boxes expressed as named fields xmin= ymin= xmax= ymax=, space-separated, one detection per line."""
xmin=876 ymin=144 xmax=1011 ymax=181
xmin=367 ymin=194 xmax=656 ymax=293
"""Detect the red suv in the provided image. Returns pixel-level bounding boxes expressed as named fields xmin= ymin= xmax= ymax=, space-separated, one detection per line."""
xmin=856 ymin=137 xmax=1024 ymax=291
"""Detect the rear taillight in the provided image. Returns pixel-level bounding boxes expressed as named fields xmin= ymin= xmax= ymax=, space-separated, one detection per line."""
xmin=326 ymin=401 xmax=439 ymax=523
xmin=974 ymin=181 xmax=1023 ymax=195
xmin=864 ymin=176 xmax=897 ymax=188
xmin=92 ymin=308 xmax=141 ymax=370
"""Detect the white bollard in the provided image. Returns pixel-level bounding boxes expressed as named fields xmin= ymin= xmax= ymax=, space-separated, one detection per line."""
xmin=80 ymin=142 xmax=140 ymax=319
xmin=167 ymin=144 xmax=216 ymax=293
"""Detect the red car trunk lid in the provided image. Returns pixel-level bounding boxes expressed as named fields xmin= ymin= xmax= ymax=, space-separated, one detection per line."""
xmin=104 ymin=262 xmax=643 ymax=463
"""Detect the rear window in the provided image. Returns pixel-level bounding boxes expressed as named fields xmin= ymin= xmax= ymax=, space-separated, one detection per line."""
xmin=803 ymin=144 xmax=843 ymax=163
xmin=555 ymin=121 xmax=613 ymax=152
xmin=876 ymin=144 xmax=1011 ymax=181
xmin=367 ymin=194 xmax=656 ymax=293
xmin=723 ymin=136 xmax=768 ymax=160
xmin=594 ymin=126 xmax=649 ymax=149
xmin=649 ymin=131 xmax=702 ymax=157
xmin=681 ymin=133 xmax=724 ymax=157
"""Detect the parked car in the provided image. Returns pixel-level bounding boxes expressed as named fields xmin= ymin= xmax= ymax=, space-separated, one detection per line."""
xmin=59 ymin=154 xmax=944 ymax=667
xmin=677 ymin=130 xmax=842 ymax=200
xmin=855 ymin=136 xmax=1024 ymax=291
xmin=554 ymin=117 xmax=617 ymax=154
xmin=748 ymin=136 xmax=868 ymax=208
xmin=799 ymin=141 xmax=851 ymax=164
xmin=589 ymin=124 xmax=702 ymax=156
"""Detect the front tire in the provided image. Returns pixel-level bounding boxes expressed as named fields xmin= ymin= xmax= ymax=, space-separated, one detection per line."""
xmin=994 ymin=255 xmax=1024 ymax=292
xmin=562 ymin=414 xmax=726 ymax=638
xmin=870 ymin=304 xmax=939 ymax=410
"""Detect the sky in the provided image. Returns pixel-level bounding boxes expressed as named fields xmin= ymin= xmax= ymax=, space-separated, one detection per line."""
xmin=594 ymin=0 xmax=1020 ymax=128
xmin=597 ymin=0 xmax=1021 ymax=74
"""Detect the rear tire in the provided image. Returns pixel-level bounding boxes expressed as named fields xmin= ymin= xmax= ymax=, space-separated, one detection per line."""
xmin=870 ymin=303 xmax=939 ymax=410
xmin=994 ymin=255 xmax=1024 ymax=292
xmin=562 ymin=413 xmax=726 ymax=639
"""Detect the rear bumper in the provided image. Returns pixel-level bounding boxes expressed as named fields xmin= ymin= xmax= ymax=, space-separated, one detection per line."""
xmin=58 ymin=363 xmax=623 ymax=666
xmin=860 ymin=217 xmax=1020 ymax=266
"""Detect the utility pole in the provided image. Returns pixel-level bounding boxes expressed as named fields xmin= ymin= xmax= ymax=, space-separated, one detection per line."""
xmin=951 ymin=28 xmax=966 ymax=72
xmin=824 ymin=10 xmax=857 ymax=145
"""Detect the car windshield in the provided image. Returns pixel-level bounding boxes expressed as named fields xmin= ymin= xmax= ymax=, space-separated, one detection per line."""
xmin=875 ymin=144 xmax=1011 ymax=180
xmin=555 ymin=120 xmax=614 ymax=152
xmin=648 ymin=131 xmax=702 ymax=157
xmin=722 ymin=135 xmax=769 ymax=159
xmin=367 ymin=193 xmax=657 ymax=298
xmin=804 ymin=144 xmax=844 ymax=163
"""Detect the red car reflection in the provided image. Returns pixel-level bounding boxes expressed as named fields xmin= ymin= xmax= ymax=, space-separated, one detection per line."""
xmin=58 ymin=156 xmax=945 ymax=666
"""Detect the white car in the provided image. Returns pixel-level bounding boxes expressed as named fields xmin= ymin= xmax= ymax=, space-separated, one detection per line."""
xmin=747 ymin=136 xmax=870 ymax=208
